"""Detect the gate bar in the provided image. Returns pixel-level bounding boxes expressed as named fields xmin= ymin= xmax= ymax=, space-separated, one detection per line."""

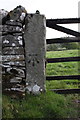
xmin=46 ymin=75 xmax=80 ymax=80
xmin=50 ymin=88 xmax=80 ymax=94
xmin=46 ymin=18 xmax=80 ymax=24
xmin=47 ymin=57 xmax=80 ymax=63
xmin=46 ymin=24 xmax=80 ymax=37
xmin=46 ymin=37 xmax=80 ymax=44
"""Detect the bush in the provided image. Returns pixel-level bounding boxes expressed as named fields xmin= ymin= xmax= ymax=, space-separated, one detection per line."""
xmin=47 ymin=44 xmax=63 ymax=51
xmin=62 ymin=42 xmax=79 ymax=50
xmin=47 ymin=42 xmax=79 ymax=51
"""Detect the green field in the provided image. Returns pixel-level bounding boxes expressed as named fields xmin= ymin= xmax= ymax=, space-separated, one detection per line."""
xmin=2 ymin=49 xmax=80 ymax=119
xmin=46 ymin=49 xmax=79 ymax=89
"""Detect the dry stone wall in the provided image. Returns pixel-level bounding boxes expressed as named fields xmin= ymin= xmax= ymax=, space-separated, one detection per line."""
xmin=0 ymin=6 xmax=27 ymax=95
xmin=0 ymin=6 xmax=46 ymax=96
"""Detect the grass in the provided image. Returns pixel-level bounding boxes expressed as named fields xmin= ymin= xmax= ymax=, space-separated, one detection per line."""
xmin=46 ymin=49 xmax=79 ymax=88
xmin=0 ymin=94 xmax=2 ymax=108
xmin=46 ymin=49 xmax=79 ymax=58
xmin=46 ymin=62 xmax=78 ymax=76
xmin=2 ymin=92 xmax=79 ymax=119
xmin=2 ymin=49 xmax=80 ymax=119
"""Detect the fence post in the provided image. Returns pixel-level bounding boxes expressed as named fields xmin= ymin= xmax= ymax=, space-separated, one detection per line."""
xmin=24 ymin=13 xmax=46 ymax=94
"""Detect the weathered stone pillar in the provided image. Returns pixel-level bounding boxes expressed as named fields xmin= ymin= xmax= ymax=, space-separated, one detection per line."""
xmin=24 ymin=13 xmax=46 ymax=94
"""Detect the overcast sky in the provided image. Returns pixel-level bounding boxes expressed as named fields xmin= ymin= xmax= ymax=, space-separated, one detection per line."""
xmin=0 ymin=0 xmax=80 ymax=38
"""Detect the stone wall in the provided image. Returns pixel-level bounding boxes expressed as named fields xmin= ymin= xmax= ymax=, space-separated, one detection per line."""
xmin=0 ymin=6 xmax=46 ymax=96
xmin=0 ymin=6 xmax=27 ymax=95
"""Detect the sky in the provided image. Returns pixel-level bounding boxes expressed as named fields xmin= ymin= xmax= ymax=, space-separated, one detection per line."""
xmin=0 ymin=0 xmax=80 ymax=38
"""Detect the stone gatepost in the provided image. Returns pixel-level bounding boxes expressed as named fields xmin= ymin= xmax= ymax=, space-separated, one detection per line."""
xmin=24 ymin=13 xmax=46 ymax=94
